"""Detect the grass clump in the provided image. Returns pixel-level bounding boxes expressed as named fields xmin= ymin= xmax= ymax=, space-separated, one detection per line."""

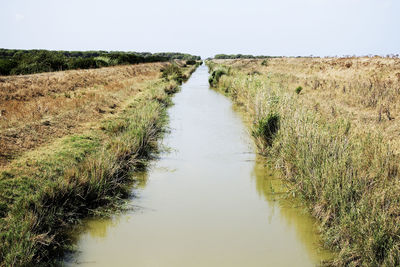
xmin=208 ymin=68 xmax=227 ymax=87
xmin=252 ymin=113 xmax=280 ymax=146
xmin=161 ymin=64 xmax=184 ymax=84
xmin=261 ymin=59 xmax=269 ymax=66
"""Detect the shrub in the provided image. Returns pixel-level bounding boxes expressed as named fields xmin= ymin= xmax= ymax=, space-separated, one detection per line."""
xmin=208 ymin=68 xmax=227 ymax=87
xmin=186 ymin=60 xmax=196 ymax=65
xmin=9 ymin=51 xmax=68 ymax=74
xmin=94 ymin=57 xmax=111 ymax=68
xmin=0 ymin=59 xmax=17 ymax=75
xmin=10 ymin=62 xmax=43 ymax=75
xmin=295 ymin=86 xmax=303 ymax=94
xmin=68 ymin=57 xmax=98 ymax=70
xmin=261 ymin=59 xmax=269 ymax=66
xmin=161 ymin=64 xmax=184 ymax=84
xmin=252 ymin=112 xmax=280 ymax=146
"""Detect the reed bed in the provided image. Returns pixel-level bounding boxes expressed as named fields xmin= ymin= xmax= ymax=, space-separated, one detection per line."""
xmin=208 ymin=58 xmax=400 ymax=266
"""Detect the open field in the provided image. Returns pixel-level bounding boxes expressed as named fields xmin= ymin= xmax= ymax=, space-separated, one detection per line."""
xmin=207 ymin=57 xmax=400 ymax=266
xmin=0 ymin=62 xmax=199 ymax=266
xmin=0 ymin=63 xmax=169 ymax=166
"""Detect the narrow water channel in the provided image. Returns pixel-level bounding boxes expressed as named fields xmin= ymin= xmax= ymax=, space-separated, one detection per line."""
xmin=65 ymin=65 xmax=330 ymax=266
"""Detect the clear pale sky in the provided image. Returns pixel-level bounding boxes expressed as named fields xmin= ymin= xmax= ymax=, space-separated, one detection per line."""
xmin=1 ymin=0 xmax=399 ymax=58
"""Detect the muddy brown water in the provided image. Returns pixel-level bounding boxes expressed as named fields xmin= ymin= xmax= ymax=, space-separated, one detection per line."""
xmin=64 ymin=65 xmax=331 ymax=266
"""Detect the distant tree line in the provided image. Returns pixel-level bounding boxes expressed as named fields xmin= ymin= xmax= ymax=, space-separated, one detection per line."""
xmin=0 ymin=49 xmax=201 ymax=75
xmin=213 ymin=54 xmax=279 ymax=59
xmin=214 ymin=54 xmax=400 ymax=59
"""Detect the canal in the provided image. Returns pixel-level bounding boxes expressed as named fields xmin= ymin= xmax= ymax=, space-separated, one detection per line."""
xmin=65 ymin=65 xmax=329 ymax=266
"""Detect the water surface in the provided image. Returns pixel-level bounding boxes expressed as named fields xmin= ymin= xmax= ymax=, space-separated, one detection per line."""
xmin=65 ymin=65 xmax=330 ymax=266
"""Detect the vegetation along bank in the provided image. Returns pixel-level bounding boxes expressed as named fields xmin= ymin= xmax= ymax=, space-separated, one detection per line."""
xmin=0 ymin=48 xmax=201 ymax=76
xmin=207 ymin=57 xmax=400 ymax=266
xmin=0 ymin=59 xmax=201 ymax=266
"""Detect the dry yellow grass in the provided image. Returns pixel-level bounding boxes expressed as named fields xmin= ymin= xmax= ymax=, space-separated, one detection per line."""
xmin=0 ymin=63 xmax=170 ymax=166
xmin=215 ymin=57 xmax=400 ymax=150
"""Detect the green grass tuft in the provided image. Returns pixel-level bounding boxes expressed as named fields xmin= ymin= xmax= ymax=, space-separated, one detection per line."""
xmin=252 ymin=113 xmax=280 ymax=146
xmin=208 ymin=68 xmax=227 ymax=87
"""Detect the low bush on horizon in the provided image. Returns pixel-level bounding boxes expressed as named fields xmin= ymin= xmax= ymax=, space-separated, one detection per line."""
xmin=214 ymin=54 xmax=275 ymax=59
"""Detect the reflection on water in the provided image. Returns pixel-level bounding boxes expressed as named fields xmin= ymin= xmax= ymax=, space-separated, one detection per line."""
xmin=64 ymin=65 xmax=332 ymax=267
xmin=83 ymin=217 xmax=122 ymax=241
xmin=252 ymin=158 xmax=332 ymax=263
xmin=133 ymin=171 xmax=149 ymax=189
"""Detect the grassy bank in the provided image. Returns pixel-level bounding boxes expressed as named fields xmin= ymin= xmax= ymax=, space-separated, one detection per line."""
xmin=0 ymin=63 xmax=199 ymax=266
xmin=0 ymin=63 xmax=168 ymax=166
xmin=0 ymin=61 xmax=200 ymax=167
xmin=207 ymin=58 xmax=400 ymax=266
